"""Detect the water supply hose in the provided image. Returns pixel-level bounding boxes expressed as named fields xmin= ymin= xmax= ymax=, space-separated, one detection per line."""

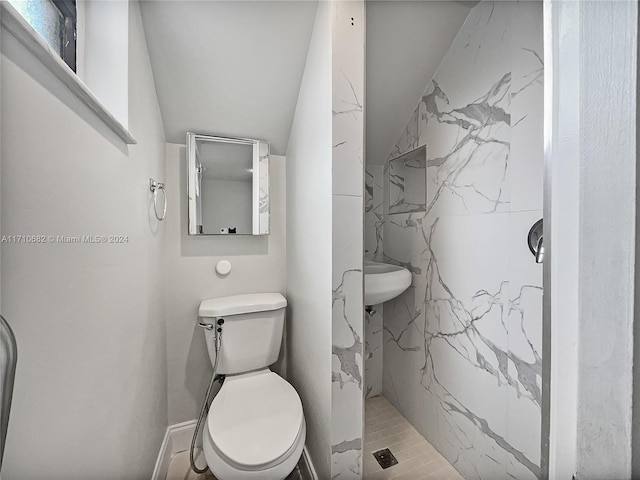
xmin=190 ymin=320 xmax=224 ymax=474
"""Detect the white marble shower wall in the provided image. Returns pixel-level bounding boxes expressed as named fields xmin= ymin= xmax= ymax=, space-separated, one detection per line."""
xmin=365 ymin=166 xmax=384 ymax=263
xmin=364 ymin=165 xmax=384 ymax=399
xmin=331 ymin=0 xmax=366 ymax=478
xmin=380 ymin=2 xmax=543 ymax=480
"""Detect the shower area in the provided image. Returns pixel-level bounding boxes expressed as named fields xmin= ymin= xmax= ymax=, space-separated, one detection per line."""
xmin=363 ymin=1 xmax=544 ymax=479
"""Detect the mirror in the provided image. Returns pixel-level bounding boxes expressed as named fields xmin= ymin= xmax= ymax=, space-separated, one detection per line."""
xmin=187 ymin=133 xmax=270 ymax=235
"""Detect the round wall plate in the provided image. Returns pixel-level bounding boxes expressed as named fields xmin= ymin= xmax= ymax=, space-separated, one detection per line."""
xmin=215 ymin=260 xmax=232 ymax=276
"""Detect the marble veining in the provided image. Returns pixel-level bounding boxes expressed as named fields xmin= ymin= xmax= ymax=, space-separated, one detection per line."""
xmin=333 ymin=72 xmax=364 ymax=119
xmin=365 ymin=166 xmax=385 ymax=401
xmin=333 ymin=268 xmax=364 ymax=390
xmin=364 ymin=305 xmax=383 ymax=399
xmin=377 ymin=2 xmax=544 ymax=480
xmin=331 ymin=0 xmax=365 ymax=478
xmin=419 ymin=72 xmax=510 ymax=217
xmin=365 ymin=166 xmax=384 ymax=263
xmin=258 ymin=152 xmax=270 ymax=233
xmin=416 ymin=215 xmax=541 ymax=478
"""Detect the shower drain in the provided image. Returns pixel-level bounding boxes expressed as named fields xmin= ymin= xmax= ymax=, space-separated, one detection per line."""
xmin=372 ymin=448 xmax=398 ymax=469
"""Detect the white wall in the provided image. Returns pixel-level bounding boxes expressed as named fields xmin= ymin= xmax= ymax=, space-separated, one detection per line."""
xmin=544 ymin=1 xmax=579 ymax=477
xmin=574 ymin=1 xmax=637 ymax=478
xmin=164 ymin=144 xmax=286 ymax=425
xmin=547 ymin=2 xmax=640 ymax=478
xmin=285 ymin=1 xmax=332 ymax=477
xmin=0 ymin=1 xmax=167 ymax=478
xmin=77 ymin=0 xmax=129 ymax=128
xmin=545 ymin=1 xmax=640 ymax=478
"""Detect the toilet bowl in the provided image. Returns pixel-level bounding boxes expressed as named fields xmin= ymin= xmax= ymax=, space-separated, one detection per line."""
xmin=202 ymin=369 xmax=306 ymax=479
xmin=198 ymin=293 xmax=305 ymax=480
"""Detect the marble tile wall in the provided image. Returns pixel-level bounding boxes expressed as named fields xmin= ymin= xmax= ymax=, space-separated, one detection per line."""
xmin=331 ymin=0 xmax=365 ymax=478
xmin=364 ymin=166 xmax=384 ymax=399
xmin=257 ymin=144 xmax=270 ymax=234
xmin=365 ymin=166 xmax=384 ymax=263
xmin=380 ymin=2 xmax=543 ymax=479
xmin=364 ymin=306 xmax=383 ymax=399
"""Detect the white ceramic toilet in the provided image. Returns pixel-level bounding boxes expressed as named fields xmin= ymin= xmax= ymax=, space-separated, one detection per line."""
xmin=198 ymin=293 xmax=306 ymax=480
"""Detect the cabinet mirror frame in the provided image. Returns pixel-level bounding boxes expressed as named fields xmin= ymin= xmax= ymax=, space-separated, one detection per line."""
xmin=187 ymin=132 xmax=270 ymax=236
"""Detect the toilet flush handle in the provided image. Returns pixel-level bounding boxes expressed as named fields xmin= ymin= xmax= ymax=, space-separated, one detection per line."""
xmin=198 ymin=322 xmax=214 ymax=330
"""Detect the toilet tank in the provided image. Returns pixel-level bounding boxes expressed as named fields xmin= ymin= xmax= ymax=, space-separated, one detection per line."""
xmin=198 ymin=293 xmax=287 ymax=375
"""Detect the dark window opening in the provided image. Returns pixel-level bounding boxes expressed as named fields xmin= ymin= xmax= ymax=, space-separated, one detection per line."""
xmin=9 ymin=0 xmax=77 ymax=72
xmin=53 ymin=0 xmax=76 ymax=72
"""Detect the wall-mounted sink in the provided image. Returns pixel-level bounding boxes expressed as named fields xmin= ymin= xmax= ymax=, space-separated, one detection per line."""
xmin=364 ymin=261 xmax=412 ymax=306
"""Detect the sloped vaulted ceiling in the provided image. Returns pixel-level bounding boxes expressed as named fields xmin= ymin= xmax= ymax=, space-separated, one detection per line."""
xmin=140 ymin=1 xmax=318 ymax=155
xmin=140 ymin=1 xmax=471 ymax=161
xmin=366 ymin=1 xmax=472 ymax=165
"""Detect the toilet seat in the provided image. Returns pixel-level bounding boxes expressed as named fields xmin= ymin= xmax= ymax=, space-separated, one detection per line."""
xmin=206 ymin=369 xmax=304 ymax=471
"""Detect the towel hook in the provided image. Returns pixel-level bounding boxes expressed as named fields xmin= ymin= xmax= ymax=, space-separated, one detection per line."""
xmin=149 ymin=178 xmax=166 ymax=221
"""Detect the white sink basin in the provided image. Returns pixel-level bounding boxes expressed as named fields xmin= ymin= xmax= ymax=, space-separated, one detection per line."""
xmin=364 ymin=261 xmax=412 ymax=306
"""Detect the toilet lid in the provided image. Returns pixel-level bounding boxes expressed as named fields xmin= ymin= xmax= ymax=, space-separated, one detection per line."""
xmin=208 ymin=370 xmax=304 ymax=469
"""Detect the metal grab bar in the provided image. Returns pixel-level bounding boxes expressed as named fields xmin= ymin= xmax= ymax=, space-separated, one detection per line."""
xmin=0 ymin=315 xmax=16 ymax=472
xmin=149 ymin=178 xmax=166 ymax=221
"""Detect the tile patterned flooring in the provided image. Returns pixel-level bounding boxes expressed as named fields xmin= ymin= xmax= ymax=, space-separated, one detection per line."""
xmin=364 ymin=396 xmax=464 ymax=480
xmin=166 ymin=396 xmax=461 ymax=480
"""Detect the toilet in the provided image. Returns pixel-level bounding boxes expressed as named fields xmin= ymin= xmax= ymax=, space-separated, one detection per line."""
xmin=198 ymin=293 xmax=305 ymax=480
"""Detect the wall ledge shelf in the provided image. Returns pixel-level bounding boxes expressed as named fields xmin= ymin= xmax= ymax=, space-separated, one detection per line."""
xmin=1 ymin=2 xmax=137 ymax=145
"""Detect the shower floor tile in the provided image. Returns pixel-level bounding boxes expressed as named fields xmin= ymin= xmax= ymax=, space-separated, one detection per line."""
xmin=364 ymin=396 xmax=464 ymax=480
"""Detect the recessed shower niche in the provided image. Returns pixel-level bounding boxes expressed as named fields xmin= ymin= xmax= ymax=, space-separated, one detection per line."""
xmin=388 ymin=145 xmax=427 ymax=215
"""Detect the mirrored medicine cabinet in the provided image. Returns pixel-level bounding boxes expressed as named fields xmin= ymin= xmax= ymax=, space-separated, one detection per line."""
xmin=187 ymin=133 xmax=270 ymax=236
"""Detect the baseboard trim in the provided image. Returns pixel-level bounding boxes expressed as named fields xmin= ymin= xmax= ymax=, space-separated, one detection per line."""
xmin=151 ymin=420 xmax=317 ymax=480
xmin=151 ymin=420 xmax=197 ymax=480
